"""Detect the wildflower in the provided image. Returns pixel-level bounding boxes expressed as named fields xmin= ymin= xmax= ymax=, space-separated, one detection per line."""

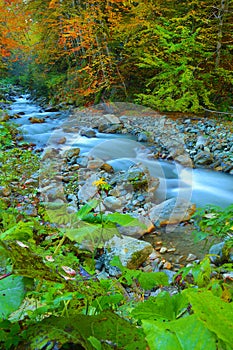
xmin=92 ymin=178 xmax=107 ymax=187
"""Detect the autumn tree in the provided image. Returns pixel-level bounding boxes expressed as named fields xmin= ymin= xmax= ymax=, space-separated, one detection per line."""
xmin=0 ymin=0 xmax=31 ymax=74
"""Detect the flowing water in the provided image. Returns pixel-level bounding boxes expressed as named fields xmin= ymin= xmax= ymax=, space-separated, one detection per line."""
xmin=8 ymin=94 xmax=233 ymax=260
xmin=9 ymin=94 xmax=233 ymax=209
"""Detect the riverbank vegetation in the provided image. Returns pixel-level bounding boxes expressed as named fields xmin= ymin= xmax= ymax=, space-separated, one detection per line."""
xmin=0 ymin=0 xmax=232 ymax=112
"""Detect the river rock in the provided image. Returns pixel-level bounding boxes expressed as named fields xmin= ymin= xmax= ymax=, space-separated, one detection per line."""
xmin=64 ymin=147 xmax=80 ymax=160
xmin=77 ymin=173 xmax=98 ymax=202
xmin=174 ymin=154 xmax=193 ymax=168
xmin=100 ymin=163 xmax=114 ymax=173
xmin=209 ymin=241 xmax=233 ymax=265
xmin=137 ymin=132 xmax=148 ymax=142
xmin=0 ymin=186 xmax=11 ymax=196
xmin=98 ymin=123 xmax=122 ymax=133
xmin=29 ymin=117 xmax=45 ymax=123
xmin=194 ymin=151 xmax=214 ymax=166
xmin=103 ymin=196 xmax=122 ymax=210
xmin=87 ymin=158 xmax=104 ymax=170
xmin=118 ymin=214 xmax=154 ymax=238
xmin=149 ymin=198 xmax=196 ymax=226
xmin=103 ymin=114 xmax=121 ymax=124
xmin=195 ymin=135 xmax=208 ymax=149
xmin=80 ymin=128 xmax=97 ymax=138
xmin=41 ymin=147 xmax=61 ymax=161
xmin=105 ymin=235 xmax=153 ymax=269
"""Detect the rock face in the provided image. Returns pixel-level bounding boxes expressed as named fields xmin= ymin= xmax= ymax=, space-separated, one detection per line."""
xmin=149 ymin=198 xmax=196 ymax=226
xmin=105 ymin=235 xmax=153 ymax=269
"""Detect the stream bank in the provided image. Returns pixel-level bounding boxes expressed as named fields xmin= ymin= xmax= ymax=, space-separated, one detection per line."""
xmin=2 ymin=91 xmax=233 ymax=276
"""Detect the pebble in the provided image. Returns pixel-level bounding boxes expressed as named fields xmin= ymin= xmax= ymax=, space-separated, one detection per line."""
xmin=186 ymin=253 xmax=197 ymax=262
xmin=163 ymin=261 xmax=172 ymax=270
xmin=160 ymin=247 xmax=168 ymax=254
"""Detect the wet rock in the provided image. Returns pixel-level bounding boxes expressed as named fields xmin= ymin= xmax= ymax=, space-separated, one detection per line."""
xmin=137 ymin=132 xmax=148 ymax=142
xmin=64 ymin=147 xmax=80 ymax=160
xmin=44 ymin=106 xmax=59 ymax=112
xmin=80 ymin=128 xmax=97 ymax=138
xmin=174 ymin=154 xmax=193 ymax=168
xmin=56 ymin=137 xmax=66 ymax=144
xmin=0 ymin=114 xmax=10 ymax=122
xmin=194 ymin=151 xmax=214 ymax=166
xmin=105 ymin=235 xmax=153 ymax=269
xmin=100 ymin=163 xmax=114 ymax=173
xmin=29 ymin=117 xmax=45 ymax=123
xmin=118 ymin=214 xmax=154 ymax=238
xmin=149 ymin=198 xmax=196 ymax=227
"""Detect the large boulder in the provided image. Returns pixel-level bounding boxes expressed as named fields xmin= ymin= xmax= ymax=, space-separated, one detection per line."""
xmin=105 ymin=235 xmax=153 ymax=269
xmin=149 ymin=198 xmax=196 ymax=226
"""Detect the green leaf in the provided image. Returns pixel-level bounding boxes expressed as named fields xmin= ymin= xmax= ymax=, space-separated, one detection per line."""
xmin=184 ymin=289 xmax=233 ymax=347
xmin=76 ymin=200 xmax=99 ymax=220
xmin=0 ymin=241 xmax=64 ymax=283
xmin=21 ymin=311 xmax=148 ymax=349
xmin=88 ymin=336 xmax=102 ymax=350
xmin=138 ymin=272 xmax=169 ymax=290
xmin=142 ymin=314 xmax=217 ymax=350
xmin=0 ymin=275 xmax=26 ymax=320
xmin=65 ymin=223 xmax=120 ymax=249
xmin=131 ymin=291 xmax=188 ymax=322
xmin=105 ymin=213 xmax=146 ymax=228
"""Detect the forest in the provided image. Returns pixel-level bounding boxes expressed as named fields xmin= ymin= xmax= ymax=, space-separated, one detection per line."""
xmin=0 ymin=1 xmax=233 ymax=349
xmin=0 ymin=0 xmax=233 ymax=112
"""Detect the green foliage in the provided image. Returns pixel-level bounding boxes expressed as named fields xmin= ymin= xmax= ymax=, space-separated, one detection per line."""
xmin=192 ymin=204 xmax=233 ymax=245
xmin=142 ymin=315 xmax=217 ymax=350
xmin=0 ymin=123 xmax=14 ymax=149
xmin=184 ymin=289 xmax=233 ymax=348
xmin=110 ymin=256 xmax=169 ymax=289
xmin=21 ymin=311 xmax=148 ymax=349
xmin=131 ymin=291 xmax=189 ymax=322
xmin=0 ymin=275 xmax=26 ymax=320
xmin=47 ymin=199 xmax=146 ymax=251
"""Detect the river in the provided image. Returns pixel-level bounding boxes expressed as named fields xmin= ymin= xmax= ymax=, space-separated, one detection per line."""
xmin=8 ymin=94 xmax=233 ymax=209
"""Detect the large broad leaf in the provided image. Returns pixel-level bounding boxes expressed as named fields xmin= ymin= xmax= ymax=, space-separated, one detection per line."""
xmin=131 ymin=291 xmax=188 ymax=321
xmin=65 ymin=222 xmax=120 ymax=248
xmin=104 ymin=212 xmax=146 ymax=227
xmin=142 ymin=314 xmax=217 ymax=350
xmin=184 ymin=289 xmax=233 ymax=347
xmin=0 ymin=241 xmax=64 ymax=283
xmin=22 ymin=311 xmax=148 ymax=349
xmin=0 ymin=275 xmax=26 ymax=320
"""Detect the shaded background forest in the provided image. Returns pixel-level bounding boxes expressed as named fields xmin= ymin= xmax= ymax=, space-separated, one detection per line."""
xmin=0 ymin=0 xmax=233 ymax=112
